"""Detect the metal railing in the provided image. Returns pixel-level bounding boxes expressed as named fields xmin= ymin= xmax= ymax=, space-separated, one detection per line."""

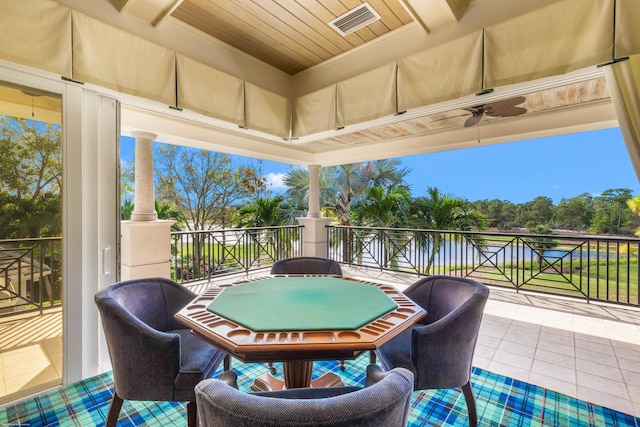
xmin=171 ymin=225 xmax=303 ymax=284
xmin=327 ymin=225 xmax=640 ymax=307
xmin=0 ymin=237 xmax=62 ymax=316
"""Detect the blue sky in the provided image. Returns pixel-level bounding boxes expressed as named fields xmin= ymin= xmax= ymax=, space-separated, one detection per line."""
xmin=122 ymin=127 xmax=639 ymax=205
xmin=257 ymin=127 xmax=639 ymax=204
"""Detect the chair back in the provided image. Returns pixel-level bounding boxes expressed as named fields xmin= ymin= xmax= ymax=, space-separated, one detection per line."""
xmin=196 ymin=366 xmax=414 ymax=427
xmin=404 ymin=275 xmax=488 ymax=390
xmin=270 ymin=256 xmax=343 ymax=275
xmin=94 ymin=278 xmax=197 ymax=401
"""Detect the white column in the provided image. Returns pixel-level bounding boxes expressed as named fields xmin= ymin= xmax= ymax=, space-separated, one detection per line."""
xmin=307 ymin=164 xmax=321 ymax=218
xmin=121 ymin=130 xmax=172 ymax=280
xmin=297 ymin=164 xmax=330 ymax=256
xmin=130 ymin=130 xmax=158 ymax=221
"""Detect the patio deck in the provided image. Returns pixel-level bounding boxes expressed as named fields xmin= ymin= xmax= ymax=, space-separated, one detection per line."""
xmin=1 ymin=267 xmax=639 ymax=419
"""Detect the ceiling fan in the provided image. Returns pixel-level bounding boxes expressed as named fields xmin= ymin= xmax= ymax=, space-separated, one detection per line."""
xmin=464 ymin=96 xmax=527 ymax=127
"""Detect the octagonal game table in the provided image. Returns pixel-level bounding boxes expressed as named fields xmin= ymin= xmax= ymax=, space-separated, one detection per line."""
xmin=175 ymin=275 xmax=426 ymax=391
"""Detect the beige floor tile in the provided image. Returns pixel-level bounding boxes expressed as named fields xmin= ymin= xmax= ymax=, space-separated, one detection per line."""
xmin=487 ymin=360 xmax=530 ymax=383
xmin=617 ymin=355 xmax=640 ymax=374
xmin=576 ymin=371 xmax=629 ymax=399
xmin=575 ymin=358 xmax=623 ymax=382
xmin=472 ymin=355 xmax=491 ymax=370
xmin=531 ymin=359 xmax=575 ymax=384
xmin=574 ymin=336 xmax=614 ymax=355
xmin=536 ymin=338 xmax=575 ymax=357
xmin=621 ymin=369 xmax=640 ymax=387
xmin=492 ymin=349 xmax=533 ymax=371
xmin=527 ymin=371 xmax=576 ymax=397
xmin=534 ymin=348 xmax=575 ymax=369
xmin=497 ymin=340 xmax=536 ymax=358
xmin=474 ymin=343 xmax=497 ymax=360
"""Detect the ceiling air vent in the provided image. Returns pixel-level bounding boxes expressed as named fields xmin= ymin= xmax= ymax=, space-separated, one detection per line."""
xmin=329 ymin=2 xmax=381 ymax=36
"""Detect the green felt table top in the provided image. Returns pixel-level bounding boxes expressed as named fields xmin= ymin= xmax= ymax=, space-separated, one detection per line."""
xmin=206 ymin=276 xmax=398 ymax=332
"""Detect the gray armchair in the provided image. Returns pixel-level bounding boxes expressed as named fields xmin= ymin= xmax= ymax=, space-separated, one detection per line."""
xmin=195 ymin=364 xmax=414 ymax=427
xmin=94 ymin=277 xmax=227 ymax=427
xmin=375 ymin=275 xmax=489 ymax=427
xmin=270 ymin=256 xmax=343 ymax=275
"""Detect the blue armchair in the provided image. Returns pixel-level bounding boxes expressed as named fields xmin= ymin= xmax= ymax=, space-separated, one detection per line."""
xmin=270 ymin=256 xmax=343 ymax=275
xmin=196 ymin=364 xmax=414 ymax=427
xmin=94 ymin=277 xmax=227 ymax=427
xmin=375 ymin=275 xmax=489 ymax=427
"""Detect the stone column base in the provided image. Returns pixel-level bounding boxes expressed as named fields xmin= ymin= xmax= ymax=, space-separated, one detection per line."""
xmin=297 ymin=217 xmax=333 ymax=257
xmin=121 ymin=220 xmax=174 ymax=280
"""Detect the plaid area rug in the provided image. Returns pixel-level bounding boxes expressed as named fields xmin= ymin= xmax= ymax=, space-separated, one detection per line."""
xmin=1 ymin=353 xmax=638 ymax=426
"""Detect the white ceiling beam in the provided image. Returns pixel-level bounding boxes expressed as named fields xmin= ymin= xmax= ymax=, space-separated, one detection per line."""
xmin=113 ymin=0 xmax=183 ymax=27
xmin=399 ymin=0 xmax=459 ymax=33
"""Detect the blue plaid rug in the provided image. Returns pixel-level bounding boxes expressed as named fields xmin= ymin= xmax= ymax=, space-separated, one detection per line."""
xmin=1 ymin=353 xmax=638 ymax=426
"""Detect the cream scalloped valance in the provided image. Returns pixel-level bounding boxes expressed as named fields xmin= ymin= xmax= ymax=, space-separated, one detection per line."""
xmin=176 ymin=54 xmax=244 ymax=126
xmin=0 ymin=0 xmax=71 ymax=77
xmin=72 ymin=11 xmax=177 ymax=106
xmin=2 ymin=0 xmax=640 ymax=140
xmin=484 ymin=0 xmax=614 ymax=89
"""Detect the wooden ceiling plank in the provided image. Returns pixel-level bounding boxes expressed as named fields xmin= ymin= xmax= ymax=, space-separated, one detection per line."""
xmin=368 ymin=0 xmax=404 ymax=29
xmin=277 ymin=0 xmax=359 ymax=51
xmin=382 ymin=0 xmax=414 ymax=24
xmin=241 ymin=0 xmax=335 ymax=60
xmin=177 ymin=0 xmax=319 ymax=72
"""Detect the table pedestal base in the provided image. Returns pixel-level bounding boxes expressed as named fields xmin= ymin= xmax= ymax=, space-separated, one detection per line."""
xmin=251 ymin=360 xmax=344 ymax=392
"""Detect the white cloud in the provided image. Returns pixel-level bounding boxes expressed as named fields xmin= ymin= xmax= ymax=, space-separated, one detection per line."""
xmin=265 ymin=172 xmax=287 ymax=191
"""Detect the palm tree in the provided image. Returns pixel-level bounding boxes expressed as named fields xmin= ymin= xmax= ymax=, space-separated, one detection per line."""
xmin=234 ymin=195 xmax=302 ymax=261
xmin=410 ymin=187 xmax=488 ymax=274
xmin=283 ymin=160 xmax=411 ymax=263
xmin=526 ymin=225 xmax=558 ymax=270
xmin=351 ymin=186 xmax=411 ymax=268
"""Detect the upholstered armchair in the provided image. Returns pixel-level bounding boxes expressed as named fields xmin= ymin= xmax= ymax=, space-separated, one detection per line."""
xmin=375 ymin=275 xmax=489 ymax=427
xmin=94 ymin=277 xmax=227 ymax=427
xmin=270 ymin=256 xmax=343 ymax=275
xmin=196 ymin=364 xmax=414 ymax=427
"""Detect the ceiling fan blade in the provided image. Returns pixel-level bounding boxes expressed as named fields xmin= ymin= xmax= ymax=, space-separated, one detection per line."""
xmin=485 ymin=106 xmax=527 ymax=118
xmin=464 ymin=114 xmax=482 ymax=127
xmin=483 ymin=96 xmax=526 ymax=116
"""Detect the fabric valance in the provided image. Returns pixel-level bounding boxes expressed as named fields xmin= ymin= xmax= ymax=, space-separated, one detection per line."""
xmin=484 ymin=0 xmax=613 ymax=89
xmin=0 ymin=0 xmax=71 ymax=77
xmin=245 ymin=83 xmax=291 ymax=138
xmin=337 ymin=62 xmax=397 ymax=127
xmin=72 ymin=11 xmax=176 ymax=106
xmin=176 ymin=54 xmax=244 ymax=125
xmin=398 ymin=31 xmax=483 ymax=112
xmin=292 ymin=85 xmax=337 ymax=138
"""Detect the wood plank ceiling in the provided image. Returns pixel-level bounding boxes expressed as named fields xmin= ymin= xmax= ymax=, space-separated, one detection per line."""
xmin=172 ymin=0 xmax=414 ymax=75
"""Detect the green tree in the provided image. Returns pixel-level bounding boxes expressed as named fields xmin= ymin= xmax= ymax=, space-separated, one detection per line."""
xmin=283 ymin=159 xmax=410 ymax=226
xmin=591 ymin=188 xmax=634 ymax=234
xmin=0 ymin=117 xmax=62 ymax=238
xmin=516 ymin=196 xmax=554 ymax=228
xmin=350 ymin=186 xmax=411 ymax=268
xmin=155 ymin=144 xmax=261 ymax=231
xmin=526 ymin=225 xmax=558 ymax=269
xmin=410 ymin=187 xmax=488 ymax=274
xmin=552 ymin=193 xmax=593 ymax=231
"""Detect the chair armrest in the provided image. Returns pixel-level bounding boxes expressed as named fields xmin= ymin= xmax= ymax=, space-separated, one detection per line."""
xmin=364 ymin=364 xmax=386 ymax=387
xmin=218 ymin=370 xmax=239 ymax=389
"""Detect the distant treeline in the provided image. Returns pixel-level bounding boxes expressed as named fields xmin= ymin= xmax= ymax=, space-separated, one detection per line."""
xmin=469 ymin=188 xmax=639 ymax=235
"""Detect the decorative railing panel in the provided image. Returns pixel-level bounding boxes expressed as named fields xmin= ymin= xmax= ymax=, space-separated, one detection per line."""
xmin=327 ymin=226 xmax=640 ymax=306
xmin=0 ymin=237 xmax=62 ymax=316
xmin=171 ymin=226 xmax=302 ymax=283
